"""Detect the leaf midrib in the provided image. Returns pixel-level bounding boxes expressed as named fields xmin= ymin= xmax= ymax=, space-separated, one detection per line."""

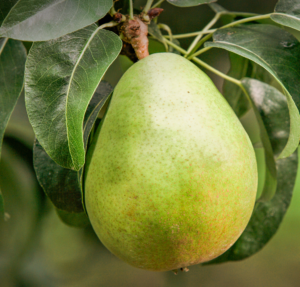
xmin=65 ymin=24 xmax=101 ymax=169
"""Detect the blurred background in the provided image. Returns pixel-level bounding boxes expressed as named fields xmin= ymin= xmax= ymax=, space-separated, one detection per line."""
xmin=1 ymin=0 xmax=300 ymax=286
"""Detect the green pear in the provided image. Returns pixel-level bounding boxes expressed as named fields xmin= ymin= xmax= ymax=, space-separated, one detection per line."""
xmin=85 ymin=53 xmax=257 ymax=272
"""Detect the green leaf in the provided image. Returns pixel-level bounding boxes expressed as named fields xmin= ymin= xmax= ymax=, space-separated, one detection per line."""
xmin=33 ymin=81 xmax=112 ymax=213
xmin=209 ymin=3 xmax=228 ymax=14
xmin=205 ymin=24 xmax=300 ymax=159
xmin=148 ymin=21 xmax=166 ymax=44
xmin=271 ymin=0 xmax=300 ymax=31
xmin=25 ymin=26 xmax=122 ymax=170
xmin=242 ymin=79 xmax=278 ymax=202
xmin=0 ymin=38 xmax=26 ymax=158
xmin=148 ymin=22 xmax=181 ymax=54
xmin=56 ymin=208 xmax=91 ymax=228
xmin=167 ymin=0 xmax=216 ymax=7
xmin=206 ymin=78 xmax=298 ymax=264
xmin=0 ymin=0 xmax=113 ymax=41
xmin=223 ymin=53 xmax=251 ymax=118
xmin=250 ymin=62 xmax=283 ymax=92
xmin=0 ymin=0 xmax=18 ymax=26
xmin=243 ymin=79 xmax=291 ymax=159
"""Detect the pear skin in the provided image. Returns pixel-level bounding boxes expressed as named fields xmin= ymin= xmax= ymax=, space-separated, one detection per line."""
xmin=85 ymin=53 xmax=257 ymax=271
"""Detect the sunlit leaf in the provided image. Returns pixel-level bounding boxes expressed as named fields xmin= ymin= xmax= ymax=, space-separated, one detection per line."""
xmin=25 ymin=26 xmax=122 ymax=170
xmin=205 ymin=24 xmax=300 ymax=159
xmin=271 ymin=0 xmax=300 ymax=31
xmin=33 ymin=82 xmax=112 ymax=214
xmin=0 ymin=38 xmax=26 ymax=157
xmin=0 ymin=0 xmax=113 ymax=41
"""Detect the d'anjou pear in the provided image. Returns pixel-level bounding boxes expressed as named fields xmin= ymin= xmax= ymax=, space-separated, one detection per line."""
xmin=85 ymin=53 xmax=257 ymax=271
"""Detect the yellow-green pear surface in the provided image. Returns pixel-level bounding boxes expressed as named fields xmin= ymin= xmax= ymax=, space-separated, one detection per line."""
xmin=85 ymin=53 xmax=257 ymax=271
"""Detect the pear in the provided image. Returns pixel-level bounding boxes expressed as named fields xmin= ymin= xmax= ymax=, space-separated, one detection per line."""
xmin=84 ymin=53 xmax=257 ymax=271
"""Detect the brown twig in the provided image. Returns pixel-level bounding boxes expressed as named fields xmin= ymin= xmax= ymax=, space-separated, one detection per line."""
xmin=119 ymin=16 xmax=149 ymax=60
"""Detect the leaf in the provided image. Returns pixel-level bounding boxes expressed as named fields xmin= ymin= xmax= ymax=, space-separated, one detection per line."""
xmin=0 ymin=0 xmax=18 ymax=26
xmin=0 ymin=0 xmax=113 ymax=41
xmin=0 ymin=38 xmax=26 ymax=158
xmin=209 ymin=3 xmax=228 ymax=14
xmin=243 ymin=79 xmax=291 ymax=159
xmin=271 ymin=0 xmax=300 ymax=31
xmin=25 ymin=26 xmax=122 ymax=170
xmin=250 ymin=62 xmax=283 ymax=92
xmin=167 ymin=0 xmax=216 ymax=7
xmin=56 ymin=208 xmax=91 ymax=228
xmin=223 ymin=53 xmax=251 ymax=117
xmin=206 ymin=78 xmax=298 ymax=264
xmin=148 ymin=21 xmax=166 ymax=43
xmin=242 ymin=79 xmax=278 ymax=202
xmin=33 ymin=81 xmax=112 ymax=213
xmin=148 ymin=22 xmax=181 ymax=54
xmin=205 ymin=24 xmax=300 ymax=159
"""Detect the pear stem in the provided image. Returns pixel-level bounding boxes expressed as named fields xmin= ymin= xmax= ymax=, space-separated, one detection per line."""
xmin=144 ymin=0 xmax=154 ymax=12
xmin=99 ymin=21 xmax=119 ymax=30
xmin=157 ymin=23 xmax=173 ymax=51
xmin=163 ymin=38 xmax=242 ymax=87
xmin=164 ymin=29 xmax=215 ymax=39
xmin=129 ymin=0 xmax=134 ymax=19
xmin=191 ymin=57 xmax=242 ymax=86
xmin=152 ymin=0 xmax=165 ymax=8
xmin=188 ymin=13 xmax=272 ymax=59
xmin=185 ymin=12 xmax=222 ymax=57
xmin=163 ymin=38 xmax=187 ymax=55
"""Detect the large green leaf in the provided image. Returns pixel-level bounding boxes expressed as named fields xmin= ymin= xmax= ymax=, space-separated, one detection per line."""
xmin=0 ymin=0 xmax=112 ymax=41
xmin=25 ymin=26 xmax=122 ymax=170
xmin=223 ymin=53 xmax=251 ymax=118
xmin=167 ymin=0 xmax=215 ymax=7
xmin=205 ymin=24 xmax=300 ymax=159
xmin=33 ymin=81 xmax=112 ymax=214
xmin=207 ymin=78 xmax=298 ymax=264
xmin=271 ymin=0 xmax=300 ymax=31
xmin=0 ymin=38 xmax=26 ymax=157
xmin=0 ymin=0 xmax=18 ymax=26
